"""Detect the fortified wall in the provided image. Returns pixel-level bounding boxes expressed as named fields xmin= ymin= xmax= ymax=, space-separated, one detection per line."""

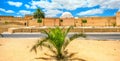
xmin=0 ymin=16 xmax=26 ymax=25
xmin=27 ymin=13 xmax=117 ymax=27
xmin=116 ymin=12 xmax=120 ymax=26
xmin=0 ymin=12 xmax=120 ymax=27
xmin=77 ymin=16 xmax=116 ymax=27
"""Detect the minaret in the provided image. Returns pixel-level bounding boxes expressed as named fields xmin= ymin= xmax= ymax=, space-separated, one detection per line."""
xmin=116 ymin=12 xmax=120 ymax=26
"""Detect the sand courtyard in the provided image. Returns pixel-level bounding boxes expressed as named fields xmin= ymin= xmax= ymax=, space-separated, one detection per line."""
xmin=0 ymin=38 xmax=120 ymax=61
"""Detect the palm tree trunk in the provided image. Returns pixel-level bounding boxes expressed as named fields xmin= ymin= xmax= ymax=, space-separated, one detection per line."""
xmin=57 ymin=47 xmax=64 ymax=60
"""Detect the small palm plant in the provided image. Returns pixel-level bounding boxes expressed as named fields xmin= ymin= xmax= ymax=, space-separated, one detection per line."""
xmin=31 ymin=26 xmax=86 ymax=61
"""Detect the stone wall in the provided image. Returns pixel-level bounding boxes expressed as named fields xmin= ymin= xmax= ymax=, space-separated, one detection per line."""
xmin=62 ymin=18 xmax=74 ymax=26
xmin=77 ymin=17 xmax=116 ymax=27
xmin=28 ymin=18 xmax=60 ymax=26
xmin=0 ymin=12 xmax=120 ymax=27
xmin=0 ymin=16 xmax=27 ymax=25
xmin=8 ymin=27 xmax=120 ymax=33
xmin=27 ymin=16 xmax=116 ymax=27
xmin=44 ymin=18 xmax=59 ymax=26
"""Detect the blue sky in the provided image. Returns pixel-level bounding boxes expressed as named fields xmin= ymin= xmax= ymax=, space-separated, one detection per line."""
xmin=0 ymin=0 xmax=120 ymax=17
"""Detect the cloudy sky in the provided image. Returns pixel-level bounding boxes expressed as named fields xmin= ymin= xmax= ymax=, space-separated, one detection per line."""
xmin=0 ymin=0 xmax=120 ymax=17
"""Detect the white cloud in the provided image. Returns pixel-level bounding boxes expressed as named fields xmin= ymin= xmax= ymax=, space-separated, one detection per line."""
xmin=6 ymin=10 xmax=14 ymax=13
xmin=119 ymin=9 xmax=120 ymax=11
xmin=31 ymin=5 xmax=37 ymax=9
xmin=100 ymin=0 xmax=120 ymax=9
xmin=0 ymin=8 xmax=14 ymax=13
xmin=24 ymin=1 xmax=64 ymax=17
xmin=0 ymin=8 xmax=5 ymax=12
xmin=15 ymin=15 xmax=22 ymax=17
xmin=18 ymin=10 xmax=32 ymax=15
xmin=86 ymin=0 xmax=120 ymax=11
xmin=86 ymin=0 xmax=107 ymax=7
xmin=7 ymin=1 xmax=23 ymax=7
xmin=25 ymin=4 xmax=30 ymax=9
xmin=77 ymin=9 xmax=103 ymax=16
xmin=28 ymin=0 xmax=87 ymax=10
xmin=24 ymin=0 xmax=86 ymax=17
xmin=52 ymin=0 xmax=88 ymax=10
xmin=23 ymin=0 xmax=120 ymax=17
xmin=26 ymin=0 xmax=120 ymax=10
xmin=28 ymin=1 xmax=56 ymax=9
xmin=45 ymin=9 xmax=63 ymax=17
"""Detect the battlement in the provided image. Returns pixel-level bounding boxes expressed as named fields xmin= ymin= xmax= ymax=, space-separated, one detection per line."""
xmin=0 ymin=16 xmax=14 ymax=18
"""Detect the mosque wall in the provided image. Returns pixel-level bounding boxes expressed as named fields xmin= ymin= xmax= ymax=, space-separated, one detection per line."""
xmin=28 ymin=17 xmax=116 ymax=27
xmin=28 ymin=18 xmax=60 ymax=26
xmin=43 ymin=18 xmax=59 ymax=26
xmin=0 ymin=12 xmax=120 ymax=27
xmin=25 ymin=12 xmax=118 ymax=27
xmin=0 ymin=16 xmax=26 ymax=25
xmin=29 ymin=20 xmax=40 ymax=26
xmin=76 ymin=17 xmax=116 ymax=27
xmin=62 ymin=18 xmax=74 ymax=26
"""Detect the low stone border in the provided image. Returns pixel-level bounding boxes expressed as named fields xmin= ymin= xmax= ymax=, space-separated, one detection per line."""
xmin=8 ymin=27 xmax=120 ymax=33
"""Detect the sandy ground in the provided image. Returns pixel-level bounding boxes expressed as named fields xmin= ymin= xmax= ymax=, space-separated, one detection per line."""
xmin=0 ymin=38 xmax=120 ymax=61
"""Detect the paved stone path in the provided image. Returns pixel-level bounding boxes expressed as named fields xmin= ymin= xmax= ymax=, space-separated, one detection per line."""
xmin=0 ymin=32 xmax=120 ymax=40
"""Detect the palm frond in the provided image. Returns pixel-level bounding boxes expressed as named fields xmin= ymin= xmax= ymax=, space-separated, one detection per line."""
xmin=30 ymin=38 xmax=48 ymax=53
xmin=67 ymin=53 xmax=77 ymax=58
xmin=69 ymin=33 xmax=86 ymax=41
xmin=62 ymin=40 xmax=70 ymax=51
xmin=69 ymin=58 xmax=86 ymax=61
xmin=42 ymin=30 xmax=50 ymax=37
xmin=41 ymin=43 xmax=57 ymax=55
xmin=44 ymin=28 xmax=57 ymax=49
xmin=63 ymin=50 xmax=68 ymax=55
xmin=44 ymin=53 xmax=56 ymax=57
xmin=35 ymin=57 xmax=52 ymax=60
xmin=62 ymin=33 xmax=86 ymax=51
xmin=0 ymin=34 xmax=3 ymax=37
xmin=64 ymin=26 xmax=73 ymax=38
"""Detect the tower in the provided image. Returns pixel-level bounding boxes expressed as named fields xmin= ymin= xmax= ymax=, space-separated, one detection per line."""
xmin=116 ymin=12 xmax=120 ymax=26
